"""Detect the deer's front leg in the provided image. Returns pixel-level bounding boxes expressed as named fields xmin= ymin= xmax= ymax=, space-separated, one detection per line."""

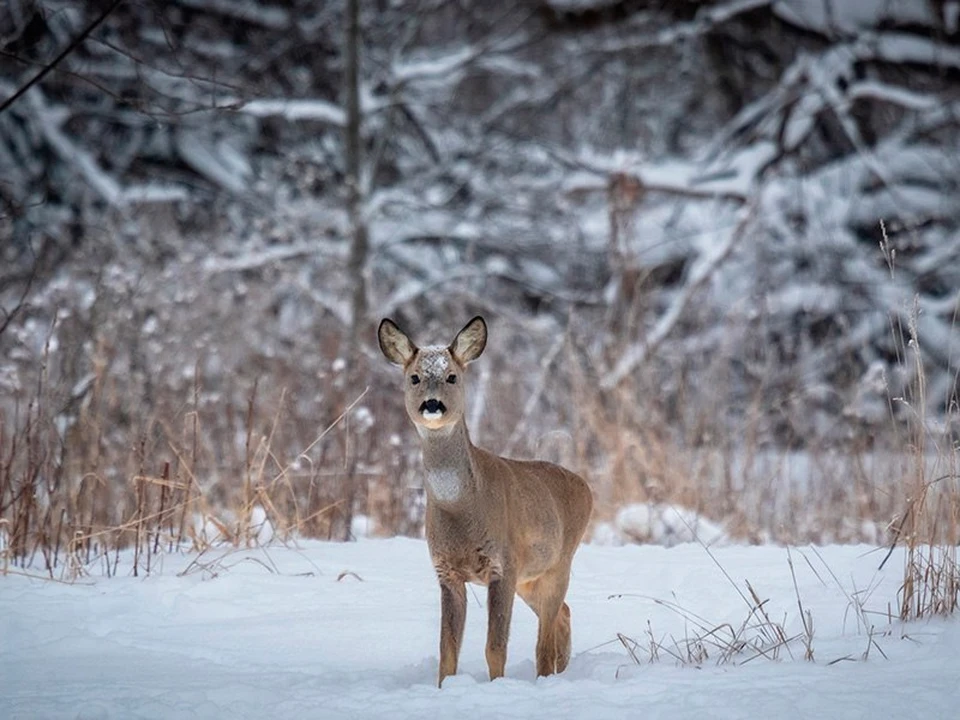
xmin=485 ymin=567 xmax=517 ymax=680
xmin=438 ymin=579 xmax=466 ymax=687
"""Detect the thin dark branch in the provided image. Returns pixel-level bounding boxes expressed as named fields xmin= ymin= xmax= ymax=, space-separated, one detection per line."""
xmin=0 ymin=0 xmax=126 ymax=116
xmin=0 ymin=259 xmax=38 ymax=338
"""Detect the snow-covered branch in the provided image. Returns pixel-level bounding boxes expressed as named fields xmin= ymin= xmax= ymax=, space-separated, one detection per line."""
xmin=601 ymin=204 xmax=755 ymax=391
xmin=202 ymin=243 xmax=331 ymax=275
xmin=173 ymin=0 xmax=290 ymax=30
xmin=240 ymin=99 xmax=346 ymax=126
xmin=556 ymin=151 xmax=755 ymax=205
xmin=27 ymin=89 xmax=122 ymax=205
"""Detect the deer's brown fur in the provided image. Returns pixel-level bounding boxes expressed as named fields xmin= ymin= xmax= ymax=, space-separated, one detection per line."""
xmin=378 ymin=316 xmax=593 ymax=687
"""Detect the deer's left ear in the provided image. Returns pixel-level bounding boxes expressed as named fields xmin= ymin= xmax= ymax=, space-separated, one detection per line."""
xmin=450 ymin=316 xmax=487 ymax=364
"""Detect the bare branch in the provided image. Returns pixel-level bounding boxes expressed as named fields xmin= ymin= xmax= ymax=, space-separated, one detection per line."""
xmin=600 ymin=203 xmax=756 ymax=391
xmin=172 ymin=0 xmax=290 ymax=30
xmin=0 ymin=256 xmax=36 ymax=338
xmin=0 ymin=0 xmax=124 ymax=116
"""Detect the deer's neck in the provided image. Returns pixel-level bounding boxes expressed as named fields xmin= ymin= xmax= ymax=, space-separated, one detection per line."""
xmin=418 ymin=421 xmax=476 ymax=506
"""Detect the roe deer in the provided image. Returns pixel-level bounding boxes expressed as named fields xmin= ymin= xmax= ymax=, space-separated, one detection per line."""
xmin=378 ymin=316 xmax=593 ymax=687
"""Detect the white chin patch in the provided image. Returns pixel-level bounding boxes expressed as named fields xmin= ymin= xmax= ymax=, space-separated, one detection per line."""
xmin=422 ymin=410 xmax=444 ymax=421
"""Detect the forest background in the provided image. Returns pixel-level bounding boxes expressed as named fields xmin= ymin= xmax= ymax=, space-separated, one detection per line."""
xmin=2 ymin=0 xmax=959 ymax=563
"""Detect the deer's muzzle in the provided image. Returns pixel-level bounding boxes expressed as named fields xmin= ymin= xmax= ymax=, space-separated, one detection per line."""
xmin=420 ymin=398 xmax=446 ymax=419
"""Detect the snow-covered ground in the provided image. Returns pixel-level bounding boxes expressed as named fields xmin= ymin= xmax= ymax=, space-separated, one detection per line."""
xmin=2 ymin=539 xmax=959 ymax=719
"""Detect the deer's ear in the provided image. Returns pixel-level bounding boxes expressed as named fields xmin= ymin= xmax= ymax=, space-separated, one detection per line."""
xmin=450 ymin=316 xmax=487 ymax=364
xmin=378 ymin=318 xmax=417 ymax=366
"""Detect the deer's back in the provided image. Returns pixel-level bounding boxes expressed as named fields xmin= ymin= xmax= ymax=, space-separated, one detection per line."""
xmin=474 ymin=448 xmax=593 ymax=577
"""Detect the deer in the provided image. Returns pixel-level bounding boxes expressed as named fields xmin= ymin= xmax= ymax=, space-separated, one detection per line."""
xmin=377 ymin=316 xmax=593 ymax=687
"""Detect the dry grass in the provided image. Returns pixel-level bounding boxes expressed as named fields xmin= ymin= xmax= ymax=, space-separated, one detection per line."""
xmin=888 ymin=308 xmax=960 ymax=619
xmin=0 ymin=353 xmax=403 ymax=579
xmin=856 ymin=220 xmax=960 ymax=620
xmin=564 ymin=327 xmax=909 ymax=547
xmin=611 ymin=582 xmax=803 ymax=668
xmin=0 ymin=312 xmax=905 ymax=584
xmin=607 ymin=544 xmax=890 ymax=670
xmin=1 ymin=226 xmax=958 ymax=631
xmin=0 ymin=321 xmax=954 ymax=585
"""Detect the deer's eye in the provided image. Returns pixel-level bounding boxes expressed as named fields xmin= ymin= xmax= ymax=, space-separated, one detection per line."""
xmin=446 ymin=374 xmax=457 ymax=384
xmin=410 ymin=374 xmax=420 ymax=385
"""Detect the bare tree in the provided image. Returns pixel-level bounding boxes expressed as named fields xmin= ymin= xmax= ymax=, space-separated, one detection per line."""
xmin=339 ymin=0 xmax=369 ymax=539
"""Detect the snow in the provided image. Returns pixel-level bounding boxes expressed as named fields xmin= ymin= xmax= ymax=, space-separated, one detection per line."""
xmin=351 ymin=514 xmax=375 ymax=538
xmin=248 ymin=506 xmax=275 ymax=545
xmin=28 ymin=89 xmax=122 ymax=206
xmin=201 ymin=243 xmax=324 ymax=274
xmin=775 ymin=0 xmax=937 ymax=35
xmin=174 ymin=0 xmax=290 ymax=30
xmin=601 ymin=204 xmax=750 ymax=390
xmin=2 ymin=539 xmax=959 ymax=719
xmin=240 ymin=99 xmax=346 ymax=126
xmin=392 ymin=46 xmax=475 ymax=85
xmin=948 ymin=2 xmax=960 ymax=34
xmin=768 ymin=283 xmax=842 ymax=316
xmin=121 ymin=185 xmax=190 ymax=204
xmin=846 ymin=81 xmax=939 ymax=112
xmin=864 ymin=32 xmax=960 ymax=70
xmin=595 ymin=503 xmax=729 ymax=547
xmin=174 ymin=130 xmax=249 ymax=194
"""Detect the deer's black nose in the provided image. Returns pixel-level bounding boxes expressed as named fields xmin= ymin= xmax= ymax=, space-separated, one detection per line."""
xmin=421 ymin=398 xmax=445 ymax=414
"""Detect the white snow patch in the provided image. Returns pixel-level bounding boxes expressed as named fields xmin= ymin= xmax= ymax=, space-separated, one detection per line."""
xmin=351 ymin=513 xmax=374 ymax=538
xmin=249 ymin=505 xmax=275 ymax=545
xmin=2 ymin=539 xmax=959 ymax=719
xmin=392 ymin=46 xmax=474 ymax=83
xmin=121 ymin=185 xmax=189 ymax=204
xmin=589 ymin=520 xmax=623 ymax=546
xmin=353 ymin=406 xmax=374 ymax=431
xmin=947 ymin=2 xmax=960 ymax=33
xmin=609 ymin=503 xmax=728 ymax=547
xmin=775 ymin=0 xmax=937 ymax=34
xmin=192 ymin=511 xmax=231 ymax=546
xmin=174 ymin=130 xmax=249 ymax=193
xmin=241 ymin=99 xmax=346 ymax=126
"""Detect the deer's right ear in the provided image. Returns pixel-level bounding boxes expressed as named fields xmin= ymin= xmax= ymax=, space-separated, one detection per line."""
xmin=378 ymin=318 xmax=417 ymax=366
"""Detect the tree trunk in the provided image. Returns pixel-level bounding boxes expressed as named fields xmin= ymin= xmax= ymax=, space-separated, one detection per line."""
xmin=341 ymin=0 xmax=369 ymax=540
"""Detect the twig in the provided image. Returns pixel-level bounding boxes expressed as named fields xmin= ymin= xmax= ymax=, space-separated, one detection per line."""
xmin=0 ymin=0 xmax=125 ymax=116
xmin=0 ymin=261 xmax=37 ymax=337
xmin=787 ymin=547 xmax=815 ymax=661
xmin=601 ymin=202 xmax=756 ymax=390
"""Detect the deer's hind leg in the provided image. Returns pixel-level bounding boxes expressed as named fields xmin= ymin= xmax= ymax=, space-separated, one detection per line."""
xmin=517 ymin=562 xmax=573 ymax=676
xmin=552 ymin=600 xmax=572 ymax=673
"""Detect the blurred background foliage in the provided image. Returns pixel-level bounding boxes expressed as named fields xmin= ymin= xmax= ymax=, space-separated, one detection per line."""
xmin=1 ymin=0 xmax=959 ymax=551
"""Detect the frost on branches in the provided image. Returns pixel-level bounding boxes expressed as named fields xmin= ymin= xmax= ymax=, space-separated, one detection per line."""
xmin=1 ymin=0 xmax=959 ymax=541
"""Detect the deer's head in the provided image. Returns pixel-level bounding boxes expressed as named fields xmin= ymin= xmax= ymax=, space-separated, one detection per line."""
xmin=378 ymin=316 xmax=487 ymax=433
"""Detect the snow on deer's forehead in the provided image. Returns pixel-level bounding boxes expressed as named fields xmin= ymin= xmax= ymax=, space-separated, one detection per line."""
xmin=418 ymin=346 xmax=449 ymax=378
